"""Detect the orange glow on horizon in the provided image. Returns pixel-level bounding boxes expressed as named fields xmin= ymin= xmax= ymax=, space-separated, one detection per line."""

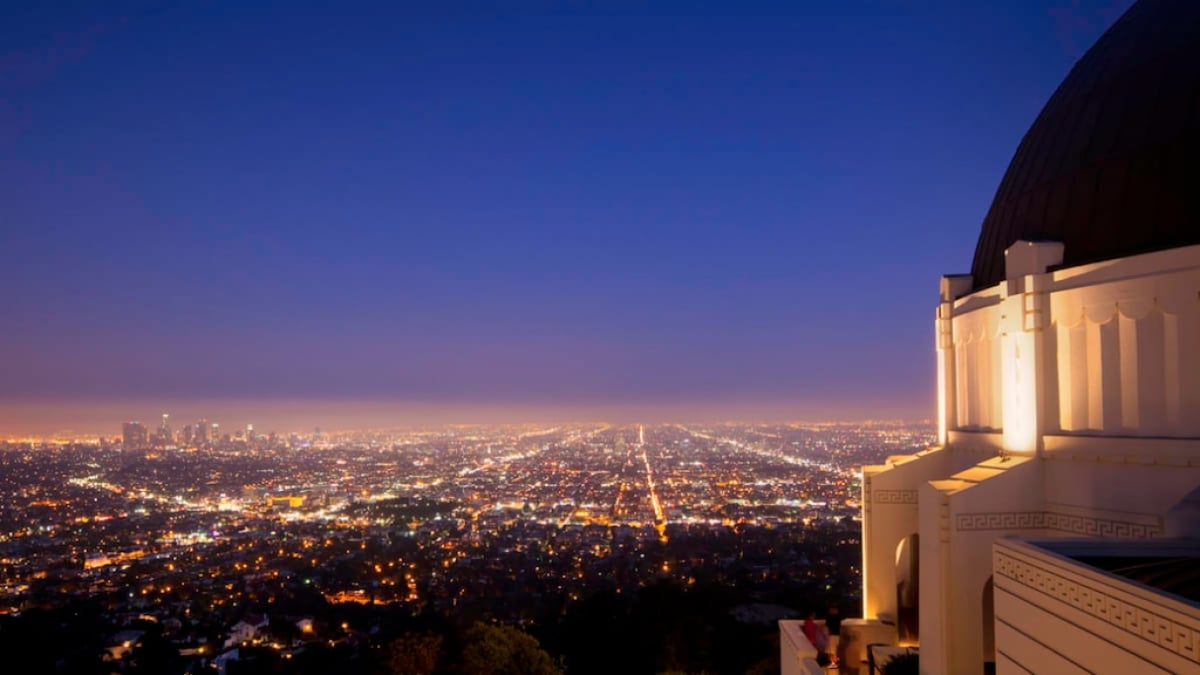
xmin=0 ymin=397 xmax=932 ymax=439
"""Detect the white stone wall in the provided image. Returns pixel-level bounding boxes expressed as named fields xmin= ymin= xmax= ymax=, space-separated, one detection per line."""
xmin=949 ymin=291 xmax=1005 ymax=432
xmin=858 ymin=242 xmax=1200 ymax=675
xmin=1043 ymin=456 xmax=1200 ymax=531
xmin=861 ymin=447 xmax=990 ymax=624
xmin=945 ymin=243 xmax=1200 ymax=446
xmin=993 ymin=539 xmax=1200 ymax=675
xmin=918 ymin=456 xmax=1045 ymax=675
xmin=779 ymin=619 xmax=826 ymax=675
xmin=1049 ymin=261 xmax=1200 ymax=437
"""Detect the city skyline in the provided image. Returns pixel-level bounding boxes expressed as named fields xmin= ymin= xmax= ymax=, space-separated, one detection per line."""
xmin=0 ymin=398 xmax=932 ymax=440
xmin=0 ymin=1 xmax=1132 ymax=421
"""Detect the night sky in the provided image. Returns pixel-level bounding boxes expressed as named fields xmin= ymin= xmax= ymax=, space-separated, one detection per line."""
xmin=0 ymin=1 xmax=1132 ymax=433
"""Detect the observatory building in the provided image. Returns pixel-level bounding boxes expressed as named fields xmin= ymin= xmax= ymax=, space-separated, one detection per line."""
xmin=857 ymin=1 xmax=1200 ymax=673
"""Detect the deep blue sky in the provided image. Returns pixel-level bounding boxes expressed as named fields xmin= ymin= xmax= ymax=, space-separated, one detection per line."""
xmin=0 ymin=1 xmax=1132 ymax=427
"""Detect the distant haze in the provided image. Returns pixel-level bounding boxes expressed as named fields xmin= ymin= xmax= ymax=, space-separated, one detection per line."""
xmin=0 ymin=398 xmax=929 ymax=438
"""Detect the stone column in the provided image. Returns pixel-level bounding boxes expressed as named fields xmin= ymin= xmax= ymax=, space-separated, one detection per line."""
xmin=937 ymin=275 xmax=973 ymax=444
xmin=999 ymin=241 xmax=1062 ymax=454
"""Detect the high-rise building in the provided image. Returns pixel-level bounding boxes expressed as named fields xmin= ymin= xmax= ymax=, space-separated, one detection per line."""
xmin=182 ymin=424 xmax=194 ymax=445
xmin=157 ymin=413 xmax=171 ymax=445
xmin=196 ymin=419 xmax=209 ymax=444
xmin=122 ymin=421 xmax=148 ymax=450
xmin=836 ymin=3 xmax=1200 ymax=674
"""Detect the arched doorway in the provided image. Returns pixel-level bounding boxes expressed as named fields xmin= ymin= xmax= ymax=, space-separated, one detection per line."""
xmin=982 ymin=576 xmax=995 ymax=672
xmin=895 ymin=533 xmax=919 ymax=642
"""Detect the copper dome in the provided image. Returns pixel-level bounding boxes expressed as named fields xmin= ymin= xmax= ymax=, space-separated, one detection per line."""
xmin=969 ymin=0 xmax=1200 ymax=290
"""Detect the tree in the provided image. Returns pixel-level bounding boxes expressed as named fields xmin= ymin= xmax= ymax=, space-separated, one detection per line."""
xmin=460 ymin=622 xmax=561 ymax=675
xmin=126 ymin=626 xmax=185 ymax=675
xmin=880 ymin=651 xmax=919 ymax=675
xmin=266 ymin=616 xmax=300 ymax=646
xmin=388 ymin=632 xmax=442 ymax=675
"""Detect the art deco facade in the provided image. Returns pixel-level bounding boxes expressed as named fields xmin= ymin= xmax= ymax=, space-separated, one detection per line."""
xmin=858 ymin=1 xmax=1200 ymax=673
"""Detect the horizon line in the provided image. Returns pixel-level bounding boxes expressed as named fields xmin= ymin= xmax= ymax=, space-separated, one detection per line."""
xmin=0 ymin=396 xmax=932 ymax=438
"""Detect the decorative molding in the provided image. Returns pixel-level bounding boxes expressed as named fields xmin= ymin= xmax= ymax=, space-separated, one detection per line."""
xmin=957 ymin=511 xmax=1046 ymax=531
xmin=995 ymin=550 xmax=1200 ymax=664
xmin=956 ymin=510 xmax=1162 ymax=537
xmin=1044 ymin=511 xmax=1161 ymax=538
xmin=872 ymin=490 xmax=918 ymax=505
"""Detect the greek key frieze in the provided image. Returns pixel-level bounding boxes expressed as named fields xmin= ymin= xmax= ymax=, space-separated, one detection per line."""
xmin=872 ymin=490 xmax=919 ymax=504
xmin=956 ymin=510 xmax=1161 ymax=537
xmin=995 ymin=551 xmax=1200 ymax=663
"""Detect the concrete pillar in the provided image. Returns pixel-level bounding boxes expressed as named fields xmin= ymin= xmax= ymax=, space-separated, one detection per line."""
xmin=937 ymin=275 xmax=972 ymax=444
xmin=999 ymin=241 xmax=1062 ymax=454
xmin=918 ymin=482 xmax=951 ymax=675
xmin=919 ymin=457 xmax=1044 ymax=675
